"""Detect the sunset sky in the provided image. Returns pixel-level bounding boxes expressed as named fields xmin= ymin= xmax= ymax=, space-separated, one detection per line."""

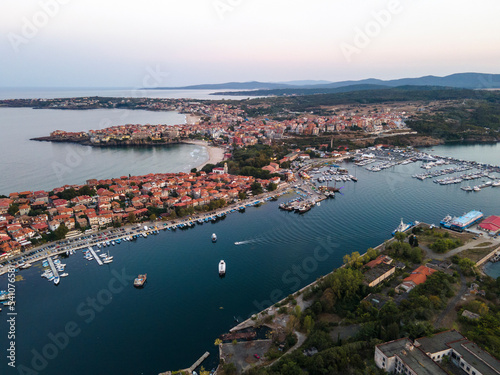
xmin=1 ymin=0 xmax=499 ymax=87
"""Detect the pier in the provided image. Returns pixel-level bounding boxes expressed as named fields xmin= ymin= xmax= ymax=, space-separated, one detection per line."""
xmin=88 ymin=246 xmax=103 ymax=266
xmin=188 ymin=351 xmax=210 ymax=373
xmin=47 ymin=256 xmax=59 ymax=279
xmin=158 ymin=351 xmax=210 ymax=375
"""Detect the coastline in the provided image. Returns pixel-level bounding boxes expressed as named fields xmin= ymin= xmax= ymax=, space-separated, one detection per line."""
xmin=183 ymin=139 xmax=226 ymax=170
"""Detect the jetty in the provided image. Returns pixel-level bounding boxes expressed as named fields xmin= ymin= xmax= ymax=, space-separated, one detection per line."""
xmin=46 ymin=256 xmax=59 ymax=279
xmin=158 ymin=351 xmax=210 ymax=375
xmin=88 ymin=246 xmax=103 ymax=266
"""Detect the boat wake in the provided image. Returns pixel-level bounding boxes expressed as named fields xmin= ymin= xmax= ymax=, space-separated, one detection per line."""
xmin=234 ymin=239 xmax=259 ymax=245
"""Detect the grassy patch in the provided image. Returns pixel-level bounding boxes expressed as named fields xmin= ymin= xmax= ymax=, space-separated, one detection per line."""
xmin=457 ymin=246 xmax=498 ymax=262
xmin=417 ymin=227 xmax=473 ymax=249
xmin=474 ymin=242 xmax=492 ymax=248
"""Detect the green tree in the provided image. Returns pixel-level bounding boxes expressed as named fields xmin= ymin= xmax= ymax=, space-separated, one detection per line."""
xmin=8 ymin=203 xmax=19 ymax=216
xmin=128 ymin=212 xmax=137 ymax=223
xmin=394 ymin=231 xmax=406 ymax=243
xmin=343 ymin=251 xmax=363 ymax=268
xmin=458 ymin=257 xmax=477 ymax=276
xmin=77 ymin=185 xmax=94 ymax=196
xmin=325 ymin=267 xmax=364 ymax=300
xmin=267 ymin=182 xmax=278 ymax=191
xmin=251 ymin=181 xmax=263 ymax=195
xmin=303 ymin=315 xmax=314 ymax=334
xmin=54 ymin=223 xmax=69 ymax=240
xmin=238 ymin=191 xmax=247 ymax=200
xmin=222 ymin=362 xmax=237 ymax=375
xmin=366 ymin=247 xmax=378 ymax=260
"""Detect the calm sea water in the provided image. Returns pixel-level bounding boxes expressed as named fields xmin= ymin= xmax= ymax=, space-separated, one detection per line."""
xmin=0 ymin=108 xmax=208 ymax=194
xmin=1 ymin=143 xmax=500 ymax=374
xmin=421 ymin=143 xmax=500 ymax=165
xmin=0 ymin=88 xmax=257 ymax=101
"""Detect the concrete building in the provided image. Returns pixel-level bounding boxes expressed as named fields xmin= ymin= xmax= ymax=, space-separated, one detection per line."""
xmin=375 ymin=330 xmax=500 ymax=375
xmin=363 ymin=263 xmax=396 ymax=287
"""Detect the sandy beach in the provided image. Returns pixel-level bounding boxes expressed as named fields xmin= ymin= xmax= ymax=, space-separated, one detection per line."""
xmin=185 ymin=113 xmax=201 ymax=125
xmin=183 ymin=139 xmax=226 ymax=170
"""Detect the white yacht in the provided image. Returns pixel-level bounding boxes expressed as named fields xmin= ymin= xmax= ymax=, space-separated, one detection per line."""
xmin=218 ymin=260 xmax=226 ymax=276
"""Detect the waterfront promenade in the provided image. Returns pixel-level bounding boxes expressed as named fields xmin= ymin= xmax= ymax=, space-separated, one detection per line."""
xmin=0 ymin=185 xmax=294 ymax=276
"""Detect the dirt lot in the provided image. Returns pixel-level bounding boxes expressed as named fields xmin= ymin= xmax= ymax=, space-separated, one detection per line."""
xmin=220 ymin=339 xmax=272 ymax=374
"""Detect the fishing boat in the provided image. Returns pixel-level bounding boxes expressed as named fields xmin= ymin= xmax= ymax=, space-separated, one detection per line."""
xmin=212 ymin=233 xmax=217 ymax=243
xmin=219 ymin=260 xmax=226 ymax=276
xmin=134 ymin=274 xmax=147 ymax=288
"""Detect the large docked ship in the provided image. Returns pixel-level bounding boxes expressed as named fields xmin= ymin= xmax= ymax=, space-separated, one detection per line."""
xmin=440 ymin=210 xmax=484 ymax=232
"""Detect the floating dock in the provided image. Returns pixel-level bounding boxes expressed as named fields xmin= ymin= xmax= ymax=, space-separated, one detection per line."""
xmin=46 ymin=256 xmax=59 ymax=279
xmin=88 ymin=246 xmax=103 ymax=266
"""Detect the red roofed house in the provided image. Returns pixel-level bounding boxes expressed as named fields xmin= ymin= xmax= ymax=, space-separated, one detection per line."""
xmin=52 ymin=199 xmax=68 ymax=208
xmin=397 ymin=265 xmax=436 ymax=293
xmin=365 ymin=255 xmax=393 ymax=269
xmin=478 ymin=215 xmax=500 ymax=234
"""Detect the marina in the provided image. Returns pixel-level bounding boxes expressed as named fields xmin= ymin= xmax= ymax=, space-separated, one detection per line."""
xmin=1 ymin=143 xmax=500 ymax=375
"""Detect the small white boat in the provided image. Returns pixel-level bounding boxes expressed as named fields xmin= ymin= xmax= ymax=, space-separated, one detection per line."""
xmin=212 ymin=233 xmax=217 ymax=243
xmin=53 ymin=276 xmax=60 ymax=285
xmin=103 ymin=258 xmax=113 ymax=264
xmin=219 ymin=260 xmax=226 ymax=276
xmin=60 ymin=273 xmax=69 ymax=277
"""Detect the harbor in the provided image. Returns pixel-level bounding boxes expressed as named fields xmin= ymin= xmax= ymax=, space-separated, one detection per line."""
xmin=1 ymin=143 xmax=500 ymax=375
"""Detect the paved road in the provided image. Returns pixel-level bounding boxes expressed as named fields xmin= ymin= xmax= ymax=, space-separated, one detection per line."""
xmin=434 ymin=271 xmax=467 ymax=329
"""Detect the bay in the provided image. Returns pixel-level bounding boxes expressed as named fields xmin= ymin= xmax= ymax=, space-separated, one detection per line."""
xmin=0 ymin=88 xmax=258 ymax=101
xmin=1 ymin=143 xmax=500 ymax=374
xmin=0 ymin=108 xmax=207 ymax=194
xmin=420 ymin=142 xmax=500 ymax=165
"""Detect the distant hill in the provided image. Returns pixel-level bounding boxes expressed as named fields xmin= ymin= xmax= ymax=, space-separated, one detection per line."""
xmin=150 ymin=81 xmax=292 ymax=90
xmin=317 ymin=72 xmax=500 ymax=90
xmin=148 ymin=73 xmax=500 ymax=96
xmin=277 ymin=80 xmax=333 ymax=86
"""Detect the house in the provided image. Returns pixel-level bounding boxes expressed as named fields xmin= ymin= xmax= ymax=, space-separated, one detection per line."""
xmin=19 ymin=204 xmax=30 ymax=215
xmin=396 ymin=265 xmax=436 ymax=293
